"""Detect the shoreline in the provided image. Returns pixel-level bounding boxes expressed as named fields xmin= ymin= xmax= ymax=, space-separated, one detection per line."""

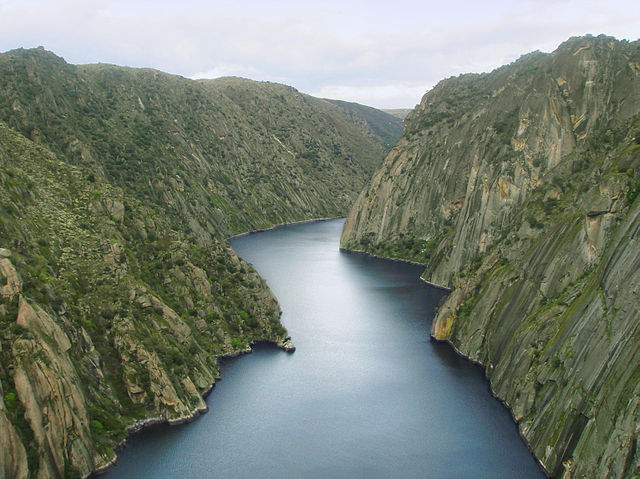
xmin=87 ymin=339 xmax=294 ymax=478
xmin=418 ymin=277 xmax=451 ymax=292
xmin=338 ymin=247 xmax=427 ymax=267
xmin=91 ymin=218 xmax=319 ymax=476
xmin=429 ymin=334 xmax=551 ymax=478
xmin=228 ymin=216 xmax=341 ymax=240
xmin=339 ymin=247 xmax=452 ymax=292
xmin=89 ymin=220 xmax=544 ymax=479
xmin=342 ymin=245 xmax=542 ymax=474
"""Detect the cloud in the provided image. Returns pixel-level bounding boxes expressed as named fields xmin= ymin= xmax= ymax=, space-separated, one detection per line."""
xmin=0 ymin=0 xmax=638 ymax=108
xmin=311 ymin=83 xmax=432 ymax=109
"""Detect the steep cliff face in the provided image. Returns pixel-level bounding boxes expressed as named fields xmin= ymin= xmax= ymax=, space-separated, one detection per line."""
xmin=432 ymin=132 xmax=640 ymax=478
xmin=342 ymin=35 xmax=640 ymax=478
xmin=0 ymin=50 xmax=400 ymax=478
xmin=342 ymin=35 xmax=639 ymax=287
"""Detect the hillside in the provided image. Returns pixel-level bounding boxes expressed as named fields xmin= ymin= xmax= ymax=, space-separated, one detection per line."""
xmin=324 ymin=99 xmax=404 ymax=148
xmin=0 ymin=48 xmax=400 ymax=478
xmin=341 ymin=35 xmax=640 ymax=478
xmin=381 ymin=108 xmax=412 ymax=120
xmin=0 ymin=47 xmax=402 ymax=239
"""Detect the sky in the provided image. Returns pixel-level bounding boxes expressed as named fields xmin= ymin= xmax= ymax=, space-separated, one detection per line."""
xmin=0 ymin=0 xmax=638 ymax=108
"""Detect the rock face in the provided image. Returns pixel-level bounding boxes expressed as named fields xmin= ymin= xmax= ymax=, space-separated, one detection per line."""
xmin=342 ymin=35 xmax=639 ymax=286
xmin=0 ymin=120 xmax=295 ymax=477
xmin=0 ymin=383 xmax=28 ymax=479
xmin=342 ymin=35 xmax=640 ymax=478
xmin=13 ymin=296 xmax=101 ymax=479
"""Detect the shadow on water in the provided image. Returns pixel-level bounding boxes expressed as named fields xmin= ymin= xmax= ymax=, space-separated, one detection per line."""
xmin=430 ymin=339 xmax=477 ymax=370
xmin=217 ymin=342 xmax=282 ymax=368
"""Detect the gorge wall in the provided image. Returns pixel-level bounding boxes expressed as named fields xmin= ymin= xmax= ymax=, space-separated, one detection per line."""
xmin=0 ymin=48 xmax=401 ymax=478
xmin=341 ymin=35 xmax=640 ymax=478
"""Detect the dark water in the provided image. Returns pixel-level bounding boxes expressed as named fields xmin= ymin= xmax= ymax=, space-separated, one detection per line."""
xmin=104 ymin=219 xmax=545 ymax=479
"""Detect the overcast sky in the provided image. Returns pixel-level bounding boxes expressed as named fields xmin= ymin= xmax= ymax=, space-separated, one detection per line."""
xmin=1 ymin=0 xmax=638 ymax=108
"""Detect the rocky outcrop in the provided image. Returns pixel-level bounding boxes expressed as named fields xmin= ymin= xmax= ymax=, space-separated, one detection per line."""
xmin=342 ymin=35 xmax=640 ymax=478
xmin=431 ymin=174 xmax=640 ymax=477
xmin=276 ymin=336 xmax=296 ymax=352
xmin=13 ymin=296 xmax=102 ymax=479
xmin=0 ymin=254 xmax=21 ymax=299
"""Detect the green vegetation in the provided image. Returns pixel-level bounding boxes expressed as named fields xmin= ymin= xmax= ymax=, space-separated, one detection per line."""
xmin=0 ymin=48 xmax=401 ymax=241
xmin=351 ymin=234 xmax=436 ymax=264
xmin=0 ymin=47 xmax=402 ymax=478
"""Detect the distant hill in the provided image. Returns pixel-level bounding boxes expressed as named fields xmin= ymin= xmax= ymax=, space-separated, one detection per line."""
xmin=0 ymin=48 xmax=402 ymax=239
xmin=381 ymin=108 xmax=412 ymax=120
xmin=324 ymin=99 xmax=404 ymax=148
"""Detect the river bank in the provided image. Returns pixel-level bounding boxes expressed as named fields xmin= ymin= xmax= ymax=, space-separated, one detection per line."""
xmin=102 ymin=219 xmax=545 ymax=479
xmin=89 ymin=338 xmax=294 ymax=478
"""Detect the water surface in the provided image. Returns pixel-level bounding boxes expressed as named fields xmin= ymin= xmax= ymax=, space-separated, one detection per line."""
xmin=105 ymin=219 xmax=545 ymax=478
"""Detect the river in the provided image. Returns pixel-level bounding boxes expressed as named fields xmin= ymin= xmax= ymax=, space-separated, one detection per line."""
xmin=104 ymin=218 xmax=545 ymax=478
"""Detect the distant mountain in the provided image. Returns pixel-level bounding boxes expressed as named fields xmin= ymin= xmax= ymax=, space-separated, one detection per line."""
xmin=0 ymin=47 xmax=401 ymax=478
xmin=381 ymin=108 xmax=412 ymax=120
xmin=324 ymin=99 xmax=404 ymax=148
xmin=342 ymin=35 xmax=640 ymax=478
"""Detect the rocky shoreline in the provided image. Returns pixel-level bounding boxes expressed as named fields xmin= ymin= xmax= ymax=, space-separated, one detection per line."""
xmin=430 ymin=334 xmax=551 ymax=478
xmin=341 ymin=246 xmax=545 ymax=474
xmin=338 ymin=247 xmax=426 ymax=267
xmin=89 ymin=221 xmax=310 ymax=478
xmin=88 ymin=338 xmax=295 ymax=478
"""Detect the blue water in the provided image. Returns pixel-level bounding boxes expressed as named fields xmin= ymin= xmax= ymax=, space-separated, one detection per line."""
xmin=104 ymin=219 xmax=545 ymax=478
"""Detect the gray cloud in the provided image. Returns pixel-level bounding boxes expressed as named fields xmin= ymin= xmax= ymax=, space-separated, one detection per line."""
xmin=1 ymin=0 xmax=638 ymax=108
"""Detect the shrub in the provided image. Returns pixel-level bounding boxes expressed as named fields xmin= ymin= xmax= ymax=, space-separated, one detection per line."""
xmin=3 ymin=392 xmax=16 ymax=410
xmin=91 ymin=419 xmax=104 ymax=434
xmin=526 ymin=214 xmax=543 ymax=229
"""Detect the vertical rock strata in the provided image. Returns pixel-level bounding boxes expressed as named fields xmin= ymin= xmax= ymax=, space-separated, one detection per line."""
xmin=342 ymin=35 xmax=640 ymax=477
xmin=13 ymin=296 xmax=100 ymax=478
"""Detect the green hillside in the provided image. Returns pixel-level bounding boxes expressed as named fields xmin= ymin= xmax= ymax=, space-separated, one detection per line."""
xmin=0 ymin=47 xmax=401 ymax=478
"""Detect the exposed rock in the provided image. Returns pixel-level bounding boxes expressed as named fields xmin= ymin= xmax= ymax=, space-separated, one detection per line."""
xmin=343 ymin=35 xmax=640 ymax=478
xmin=277 ymin=336 xmax=296 ymax=353
xmin=17 ymin=295 xmax=71 ymax=351
xmin=0 ymin=386 xmax=28 ymax=479
xmin=12 ymin=297 xmax=99 ymax=478
xmin=103 ymin=198 xmax=125 ymax=222
xmin=342 ymin=35 xmax=640 ymax=288
xmin=0 ymin=257 xmax=22 ymax=299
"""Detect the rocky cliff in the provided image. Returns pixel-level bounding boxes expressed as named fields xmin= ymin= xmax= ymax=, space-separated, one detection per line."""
xmin=0 ymin=49 xmax=400 ymax=478
xmin=341 ymin=35 xmax=640 ymax=478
